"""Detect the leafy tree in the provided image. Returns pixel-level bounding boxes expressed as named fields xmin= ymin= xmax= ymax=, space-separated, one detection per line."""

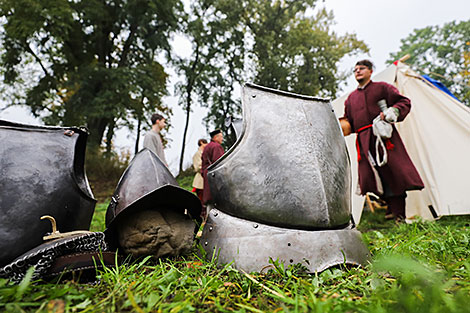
xmin=242 ymin=0 xmax=368 ymax=98
xmin=200 ymin=0 xmax=246 ymax=132
xmin=0 ymin=0 xmax=181 ymax=149
xmin=174 ymin=0 xmax=245 ymax=173
xmin=194 ymin=0 xmax=368 ymax=145
xmin=389 ymin=20 xmax=470 ymax=106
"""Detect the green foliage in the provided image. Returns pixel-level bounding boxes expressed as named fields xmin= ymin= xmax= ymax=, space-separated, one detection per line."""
xmin=368 ymin=256 xmax=469 ymax=313
xmin=175 ymin=0 xmax=368 ymax=161
xmin=176 ymin=166 xmax=196 ymax=192
xmin=174 ymin=0 xmax=245 ymax=172
xmin=86 ymin=147 xmax=130 ymax=201
xmin=242 ymin=0 xmax=368 ymax=98
xmin=196 ymin=0 xmax=246 ymax=130
xmin=90 ymin=202 xmax=108 ymax=232
xmin=0 ymin=0 xmax=180 ymax=147
xmin=389 ymin=20 xmax=470 ymax=106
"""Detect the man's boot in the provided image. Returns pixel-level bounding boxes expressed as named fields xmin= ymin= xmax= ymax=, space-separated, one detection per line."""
xmin=386 ymin=195 xmax=407 ymax=220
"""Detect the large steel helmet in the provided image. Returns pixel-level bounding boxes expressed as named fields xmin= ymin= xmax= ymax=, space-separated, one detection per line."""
xmin=200 ymin=84 xmax=369 ymax=273
xmin=208 ymin=83 xmax=351 ymax=229
xmin=0 ymin=120 xmax=96 ymax=267
xmin=104 ymin=149 xmax=202 ymax=247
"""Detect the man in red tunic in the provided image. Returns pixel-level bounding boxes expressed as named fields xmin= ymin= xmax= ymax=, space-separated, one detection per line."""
xmin=342 ymin=60 xmax=424 ymax=219
xmin=201 ymin=129 xmax=225 ymax=209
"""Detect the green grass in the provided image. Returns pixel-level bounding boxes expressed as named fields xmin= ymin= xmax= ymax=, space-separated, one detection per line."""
xmin=90 ymin=202 xmax=108 ymax=232
xmin=176 ymin=174 xmax=194 ymax=192
xmin=2 ymin=200 xmax=470 ymax=312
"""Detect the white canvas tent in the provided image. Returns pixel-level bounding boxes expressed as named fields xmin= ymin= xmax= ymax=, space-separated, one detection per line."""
xmin=332 ymin=61 xmax=470 ymax=223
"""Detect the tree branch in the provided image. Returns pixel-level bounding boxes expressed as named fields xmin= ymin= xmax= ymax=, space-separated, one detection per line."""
xmin=118 ymin=22 xmax=138 ymax=67
xmin=24 ymin=43 xmax=50 ymax=77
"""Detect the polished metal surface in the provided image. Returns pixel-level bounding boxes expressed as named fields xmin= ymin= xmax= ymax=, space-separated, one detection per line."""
xmin=0 ymin=232 xmax=107 ymax=283
xmin=105 ymin=149 xmax=202 ymax=245
xmin=200 ymin=209 xmax=369 ymax=273
xmin=225 ymin=116 xmax=243 ymax=140
xmin=208 ymin=83 xmax=351 ymax=229
xmin=0 ymin=120 xmax=96 ymax=267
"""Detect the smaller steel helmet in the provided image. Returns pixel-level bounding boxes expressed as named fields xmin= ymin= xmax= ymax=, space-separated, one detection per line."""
xmin=104 ymin=149 xmax=202 ymax=247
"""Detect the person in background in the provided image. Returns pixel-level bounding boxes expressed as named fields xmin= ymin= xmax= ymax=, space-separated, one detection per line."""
xmin=192 ymin=138 xmax=208 ymax=207
xmin=143 ymin=113 xmax=167 ymax=166
xmin=201 ymin=129 xmax=224 ymax=211
xmin=341 ymin=59 xmax=424 ymax=220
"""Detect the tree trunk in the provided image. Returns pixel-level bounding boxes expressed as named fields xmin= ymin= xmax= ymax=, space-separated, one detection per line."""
xmin=105 ymin=119 xmax=115 ymax=156
xmin=87 ymin=117 xmax=109 ymax=149
xmin=179 ymin=97 xmax=192 ymax=174
xmin=177 ymin=42 xmax=201 ymax=174
xmin=135 ymin=116 xmax=142 ymax=155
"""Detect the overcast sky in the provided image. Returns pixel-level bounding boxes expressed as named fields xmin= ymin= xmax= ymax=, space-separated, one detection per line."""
xmin=1 ymin=0 xmax=469 ymax=175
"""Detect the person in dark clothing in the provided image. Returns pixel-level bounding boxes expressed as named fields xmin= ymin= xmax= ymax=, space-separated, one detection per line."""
xmin=341 ymin=59 xmax=424 ymax=220
xmin=201 ymin=129 xmax=225 ymax=206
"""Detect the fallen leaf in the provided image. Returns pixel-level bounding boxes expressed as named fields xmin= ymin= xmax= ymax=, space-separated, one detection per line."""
xmin=47 ymin=299 xmax=65 ymax=313
xmin=187 ymin=262 xmax=203 ymax=268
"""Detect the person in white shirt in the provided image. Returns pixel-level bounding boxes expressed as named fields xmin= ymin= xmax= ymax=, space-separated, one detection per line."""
xmin=192 ymin=138 xmax=208 ymax=205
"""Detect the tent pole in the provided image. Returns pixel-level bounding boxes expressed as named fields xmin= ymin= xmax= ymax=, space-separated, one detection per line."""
xmin=399 ymin=54 xmax=410 ymax=62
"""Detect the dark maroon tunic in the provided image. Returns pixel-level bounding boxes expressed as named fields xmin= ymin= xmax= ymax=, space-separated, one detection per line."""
xmin=343 ymin=81 xmax=424 ymax=196
xmin=201 ymin=140 xmax=225 ymax=204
